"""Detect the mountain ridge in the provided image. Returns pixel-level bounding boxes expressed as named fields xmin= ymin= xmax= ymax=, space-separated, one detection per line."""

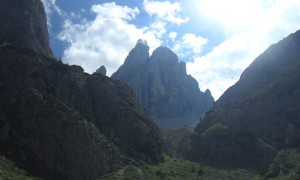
xmin=112 ymin=40 xmax=214 ymax=128
xmin=190 ymin=29 xmax=300 ymax=173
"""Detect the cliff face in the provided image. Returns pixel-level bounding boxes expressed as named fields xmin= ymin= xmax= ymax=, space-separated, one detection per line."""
xmin=190 ymin=30 xmax=300 ymax=172
xmin=0 ymin=0 xmax=53 ymax=57
xmin=0 ymin=1 xmax=162 ymax=179
xmin=112 ymin=41 xmax=214 ymax=128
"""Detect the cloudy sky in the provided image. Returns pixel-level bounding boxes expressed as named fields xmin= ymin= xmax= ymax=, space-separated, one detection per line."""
xmin=42 ymin=0 xmax=300 ymax=99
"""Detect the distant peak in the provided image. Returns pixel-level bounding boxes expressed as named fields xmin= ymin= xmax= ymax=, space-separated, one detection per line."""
xmin=95 ymin=65 xmax=106 ymax=76
xmin=151 ymin=46 xmax=179 ymax=63
xmin=205 ymin=89 xmax=211 ymax=95
xmin=134 ymin=39 xmax=149 ymax=53
xmin=155 ymin=46 xmax=174 ymax=54
xmin=137 ymin=39 xmax=148 ymax=46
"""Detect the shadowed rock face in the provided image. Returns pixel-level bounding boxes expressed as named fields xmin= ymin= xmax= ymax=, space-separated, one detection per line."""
xmin=95 ymin=65 xmax=107 ymax=76
xmin=0 ymin=0 xmax=53 ymax=57
xmin=112 ymin=41 xmax=214 ymax=128
xmin=0 ymin=1 xmax=162 ymax=179
xmin=190 ymin=30 xmax=300 ymax=173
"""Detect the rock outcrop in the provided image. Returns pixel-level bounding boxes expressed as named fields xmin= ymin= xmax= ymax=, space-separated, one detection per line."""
xmin=0 ymin=0 xmax=53 ymax=57
xmin=112 ymin=40 xmax=214 ymax=128
xmin=95 ymin=65 xmax=107 ymax=76
xmin=0 ymin=1 xmax=162 ymax=179
xmin=190 ymin=30 xmax=300 ymax=173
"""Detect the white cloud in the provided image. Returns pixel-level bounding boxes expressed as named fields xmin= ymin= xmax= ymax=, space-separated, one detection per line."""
xmin=143 ymin=0 xmax=189 ymax=24
xmin=41 ymin=0 xmax=63 ymax=28
xmin=187 ymin=0 xmax=300 ymax=99
xmin=169 ymin=32 xmax=177 ymax=41
xmin=198 ymin=0 xmax=263 ymax=32
xmin=143 ymin=0 xmax=189 ymax=39
xmin=173 ymin=33 xmax=208 ymax=61
xmin=91 ymin=3 xmax=139 ymax=20
xmin=56 ymin=1 xmax=189 ymax=76
xmin=58 ymin=2 xmax=161 ymax=76
xmin=41 ymin=0 xmax=62 ymax=16
xmin=48 ymin=0 xmax=300 ymax=101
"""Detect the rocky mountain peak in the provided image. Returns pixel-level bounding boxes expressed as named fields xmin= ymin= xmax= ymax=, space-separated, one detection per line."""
xmin=112 ymin=41 xmax=215 ymax=128
xmin=136 ymin=39 xmax=149 ymax=48
xmin=151 ymin=46 xmax=178 ymax=62
xmin=0 ymin=0 xmax=53 ymax=57
xmin=95 ymin=65 xmax=107 ymax=76
xmin=123 ymin=39 xmax=150 ymax=65
xmin=204 ymin=89 xmax=212 ymax=96
xmin=149 ymin=46 xmax=186 ymax=75
xmin=132 ymin=39 xmax=150 ymax=56
xmin=112 ymin=40 xmax=150 ymax=82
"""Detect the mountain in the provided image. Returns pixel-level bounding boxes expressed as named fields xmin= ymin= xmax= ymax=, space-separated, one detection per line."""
xmin=95 ymin=65 xmax=107 ymax=76
xmin=0 ymin=0 xmax=162 ymax=179
xmin=0 ymin=0 xmax=53 ymax=57
xmin=112 ymin=40 xmax=214 ymax=128
xmin=190 ymin=30 xmax=300 ymax=173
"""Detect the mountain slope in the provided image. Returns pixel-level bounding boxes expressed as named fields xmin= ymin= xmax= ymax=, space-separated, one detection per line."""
xmin=190 ymin=30 xmax=300 ymax=172
xmin=0 ymin=0 xmax=162 ymax=179
xmin=112 ymin=40 xmax=214 ymax=128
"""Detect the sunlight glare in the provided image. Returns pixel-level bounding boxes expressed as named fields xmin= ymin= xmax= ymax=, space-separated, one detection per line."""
xmin=198 ymin=0 xmax=264 ymax=31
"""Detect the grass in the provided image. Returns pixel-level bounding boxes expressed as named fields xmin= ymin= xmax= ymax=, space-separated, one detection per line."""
xmin=203 ymin=122 xmax=229 ymax=134
xmin=98 ymin=154 xmax=261 ymax=180
xmin=2 ymin=147 xmax=298 ymax=180
xmin=0 ymin=156 xmax=41 ymax=180
xmin=267 ymin=149 xmax=300 ymax=180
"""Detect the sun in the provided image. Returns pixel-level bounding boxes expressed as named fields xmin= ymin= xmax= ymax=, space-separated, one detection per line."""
xmin=197 ymin=0 xmax=264 ymax=31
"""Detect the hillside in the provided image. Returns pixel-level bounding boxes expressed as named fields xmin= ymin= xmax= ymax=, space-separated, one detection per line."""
xmin=190 ymin=30 xmax=300 ymax=173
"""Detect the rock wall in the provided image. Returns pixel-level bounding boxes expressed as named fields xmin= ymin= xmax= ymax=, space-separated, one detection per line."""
xmin=0 ymin=0 xmax=53 ymax=57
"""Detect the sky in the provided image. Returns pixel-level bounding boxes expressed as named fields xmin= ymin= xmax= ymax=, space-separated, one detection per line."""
xmin=42 ymin=0 xmax=300 ymax=100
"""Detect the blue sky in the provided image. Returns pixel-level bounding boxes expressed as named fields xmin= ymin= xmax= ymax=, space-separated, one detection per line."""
xmin=42 ymin=0 xmax=300 ymax=99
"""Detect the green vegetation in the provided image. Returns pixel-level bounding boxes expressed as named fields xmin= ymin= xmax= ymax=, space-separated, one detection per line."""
xmin=98 ymin=149 xmax=298 ymax=180
xmin=98 ymin=154 xmax=260 ymax=180
xmin=160 ymin=127 xmax=193 ymax=158
xmin=266 ymin=149 xmax=300 ymax=180
xmin=203 ymin=122 xmax=229 ymax=134
xmin=0 ymin=156 xmax=40 ymax=180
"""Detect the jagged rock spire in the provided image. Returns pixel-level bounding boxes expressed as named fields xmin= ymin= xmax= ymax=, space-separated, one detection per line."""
xmin=112 ymin=40 xmax=215 ymax=128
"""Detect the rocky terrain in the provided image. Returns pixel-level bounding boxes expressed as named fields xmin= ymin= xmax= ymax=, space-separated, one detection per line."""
xmin=112 ymin=40 xmax=214 ymax=128
xmin=190 ymin=30 xmax=300 ymax=173
xmin=2 ymin=0 xmax=300 ymax=179
xmin=0 ymin=0 xmax=53 ymax=57
xmin=0 ymin=0 xmax=162 ymax=179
